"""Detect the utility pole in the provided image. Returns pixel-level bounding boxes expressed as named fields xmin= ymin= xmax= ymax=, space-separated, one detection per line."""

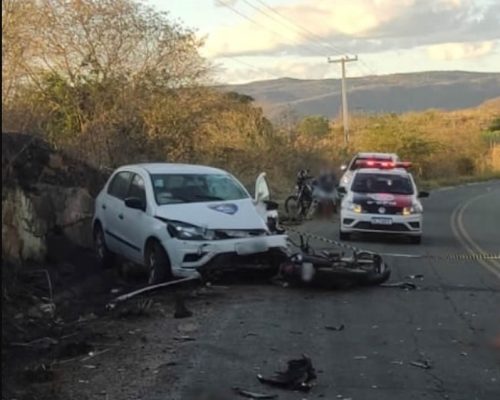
xmin=328 ymin=55 xmax=358 ymax=145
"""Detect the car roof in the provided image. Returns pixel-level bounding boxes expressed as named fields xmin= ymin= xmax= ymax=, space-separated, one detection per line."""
xmin=118 ymin=163 xmax=228 ymax=175
xmin=355 ymin=152 xmax=398 ymax=159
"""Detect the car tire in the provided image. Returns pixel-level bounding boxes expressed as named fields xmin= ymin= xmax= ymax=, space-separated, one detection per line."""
xmin=94 ymin=223 xmax=115 ymax=269
xmin=339 ymin=230 xmax=351 ymax=241
xmin=410 ymin=235 xmax=422 ymax=244
xmin=145 ymin=240 xmax=173 ymax=284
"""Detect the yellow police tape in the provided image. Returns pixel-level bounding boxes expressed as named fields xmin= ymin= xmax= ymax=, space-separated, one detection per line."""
xmin=284 ymin=227 xmax=500 ymax=261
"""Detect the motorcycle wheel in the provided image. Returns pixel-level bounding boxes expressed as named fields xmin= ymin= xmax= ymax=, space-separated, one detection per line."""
xmin=285 ymin=195 xmax=309 ymax=218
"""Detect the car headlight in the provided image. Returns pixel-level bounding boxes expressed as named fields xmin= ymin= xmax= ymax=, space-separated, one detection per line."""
xmin=167 ymin=221 xmax=215 ymax=240
xmin=344 ymin=202 xmax=362 ymax=213
xmin=341 ymin=176 xmax=349 ymax=185
xmin=403 ymin=202 xmax=423 ymax=215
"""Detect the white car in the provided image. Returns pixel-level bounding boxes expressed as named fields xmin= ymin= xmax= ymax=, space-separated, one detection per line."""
xmin=339 ymin=152 xmax=400 ymax=193
xmin=93 ymin=163 xmax=288 ymax=283
xmin=338 ymin=162 xmax=429 ymax=244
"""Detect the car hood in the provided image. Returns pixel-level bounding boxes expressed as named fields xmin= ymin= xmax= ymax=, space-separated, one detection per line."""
xmin=352 ymin=192 xmax=413 ymax=207
xmin=154 ymin=198 xmax=268 ymax=230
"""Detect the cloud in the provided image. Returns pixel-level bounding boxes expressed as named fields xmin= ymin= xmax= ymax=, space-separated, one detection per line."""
xmin=204 ymin=0 xmax=500 ymax=58
xmin=427 ymin=41 xmax=496 ymax=60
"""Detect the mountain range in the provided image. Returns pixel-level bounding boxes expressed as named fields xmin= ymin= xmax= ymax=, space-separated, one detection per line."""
xmin=222 ymin=71 xmax=500 ymax=119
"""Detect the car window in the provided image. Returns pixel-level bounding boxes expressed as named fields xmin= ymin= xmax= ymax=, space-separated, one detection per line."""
xmin=150 ymin=173 xmax=249 ymax=205
xmin=128 ymin=174 xmax=146 ymax=204
xmin=107 ymin=171 xmax=132 ymax=200
xmin=351 ymin=173 xmax=414 ymax=195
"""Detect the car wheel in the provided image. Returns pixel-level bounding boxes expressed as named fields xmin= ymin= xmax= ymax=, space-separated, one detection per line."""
xmin=145 ymin=240 xmax=172 ymax=284
xmin=410 ymin=235 xmax=422 ymax=244
xmin=94 ymin=224 xmax=115 ymax=269
xmin=339 ymin=230 xmax=351 ymax=241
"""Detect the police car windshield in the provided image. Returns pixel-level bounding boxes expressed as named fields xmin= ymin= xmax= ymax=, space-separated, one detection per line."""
xmin=351 ymin=173 xmax=414 ymax=195
xmin=150 ymin=173 xmax=248 ymax=205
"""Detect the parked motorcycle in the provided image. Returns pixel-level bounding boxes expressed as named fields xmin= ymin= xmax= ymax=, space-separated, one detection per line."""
xmin=284 ymin=171 xmax=314 ymax=218
xmin=285 ymin=171 xmax=338 ymax=219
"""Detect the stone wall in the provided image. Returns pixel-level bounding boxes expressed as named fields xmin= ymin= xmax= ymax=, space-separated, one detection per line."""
xmin=2 ymin=133 xmax=106 ymax=265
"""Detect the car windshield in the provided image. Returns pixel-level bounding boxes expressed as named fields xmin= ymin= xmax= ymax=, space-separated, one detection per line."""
xmin=351 ymin=173 xmax=414 ymax=195
xmin=150 ymin=173 xmax=249 ymax=205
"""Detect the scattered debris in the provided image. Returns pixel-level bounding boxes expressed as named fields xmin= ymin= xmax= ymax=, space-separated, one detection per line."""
xmin=233 ymin=387 xmax=278 ymax=399
xmin=391 ymin=360 xmax=404 ymax=365
xmin=177 ymin=322 xmax=198 ymax=333
xmin=380 ymin=281 xmax=417 ymax=290
xmin=24 ymin=364 xmax=55 ymax=383
xmin=257 ymin=355 xmax=316 ymax=392
xmin=325 ymin=324 xmax=345 ymax=332
xmin=81 ymin=348 xmax=111 ymax=362
xmin=117 ymin=298 xmax=154 ymax=318
xmin=10 ymin=336 xmax=59 ymax=349
xmin=58 ymin=340 xmax=93 ymax=359
xmin=174 ymin=294 xmax=193 ymax=319
xmin=173 ymin=335 xmax=196 ymax=341
xmin=460 ymin=352 xmax=468 ymax=357
xmin=410 ymin=360 xmax=432 ymax=370
xmin=353 ymin=355 xmax=368 ymax=360
xmin=107 ymin=276 xmax=200 ymax=307
xmin=405 ymin=274 xmax=424 ymax=280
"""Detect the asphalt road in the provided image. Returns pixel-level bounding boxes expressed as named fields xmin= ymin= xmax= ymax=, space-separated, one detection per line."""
xmin=147 ymin=181 xmax=499 ymax=400
xmin=49 ymin=181 xmax=500 ymax=400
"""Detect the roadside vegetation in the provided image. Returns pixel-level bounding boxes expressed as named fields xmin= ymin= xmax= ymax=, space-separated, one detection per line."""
xmin=2 ymin=0 xmax=499 ymax=199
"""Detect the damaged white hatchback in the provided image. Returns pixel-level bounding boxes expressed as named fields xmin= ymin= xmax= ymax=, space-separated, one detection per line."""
xmin=93 ymin=163 xmax=288 ymax=283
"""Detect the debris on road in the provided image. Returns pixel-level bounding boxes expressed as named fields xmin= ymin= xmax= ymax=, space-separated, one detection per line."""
xmin=325 ymin=324 xmax=345 ymax=331
xmin=380 ymin=281 xmax=418 ymax=290
xmin=257 ymin=355 xmax=316 ymax=392
xmin=107 ymin=276 xmax=200 ymax=308
xmin=405 ymin=274 xmax=424 ymax=279
xmin=410 ymin=360 xmax=432 ymax=369
xmin=173 ymin=335 xmax=196 ymax=342
xmin=174 ymin=294 xmax=193 ymax=319
xmin=353 ymin=355 xmax=368 ymax=360
xmin=23 ymin=364 xmax=55 ymax=383
xmin=117 ymin=298 xmax=154 ymax=318
xmin=233 ymin=387 xmax=278 ymax=399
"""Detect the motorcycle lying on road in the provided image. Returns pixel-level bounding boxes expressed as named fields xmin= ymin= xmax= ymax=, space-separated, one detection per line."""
xmin=277 ymin=235 xmax=391 ymax=288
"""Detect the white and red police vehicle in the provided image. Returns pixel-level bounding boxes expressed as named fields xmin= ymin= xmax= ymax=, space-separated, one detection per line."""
xmin=338 ymin=160 xmax=429 ymax=244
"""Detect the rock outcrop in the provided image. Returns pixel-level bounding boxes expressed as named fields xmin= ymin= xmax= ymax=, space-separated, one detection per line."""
xmin=2 ymin=133 xmax=106 ymax=264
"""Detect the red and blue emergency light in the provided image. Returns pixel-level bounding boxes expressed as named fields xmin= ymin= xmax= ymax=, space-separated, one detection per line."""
xmin=355 ymin=160 xmax=412 ymax=169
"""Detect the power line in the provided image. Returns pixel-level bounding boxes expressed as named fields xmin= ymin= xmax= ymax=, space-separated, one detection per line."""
xmin=239 ymin=0 xmax=331 ymax=57
xmin=219 ymin=1 xmax=327 ymax=58
xmin=250 ymin=0 xmax=377 ymax=76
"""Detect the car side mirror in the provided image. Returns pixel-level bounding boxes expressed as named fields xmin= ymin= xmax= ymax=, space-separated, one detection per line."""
xmin=125 ymin=197 xmax=146 ymax=211
xmin=337 ymin=186 xmax=347 ymax=194
xmin=418 ymin=191 xmax=430 ymax=198
xmin=340 ymin=165 xmax=347 ymax=171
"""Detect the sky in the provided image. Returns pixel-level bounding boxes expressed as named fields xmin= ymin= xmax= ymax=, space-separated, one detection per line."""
xmin=147 ymin=0 xmax=500 ymax=84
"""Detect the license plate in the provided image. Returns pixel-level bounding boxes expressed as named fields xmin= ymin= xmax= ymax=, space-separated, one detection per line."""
xmin=372 ymin=217 xmax=393 ymax=225
xmin=235 ymin=239 xmax=269 ymax=255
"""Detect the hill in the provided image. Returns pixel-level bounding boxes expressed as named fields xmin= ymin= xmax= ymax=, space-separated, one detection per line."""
xmin=221 ymin=71 xmax=500 ymax=119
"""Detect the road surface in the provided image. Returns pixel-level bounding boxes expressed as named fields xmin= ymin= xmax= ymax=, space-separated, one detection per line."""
xmin=55 ymin=181 xmax=500 ymax=400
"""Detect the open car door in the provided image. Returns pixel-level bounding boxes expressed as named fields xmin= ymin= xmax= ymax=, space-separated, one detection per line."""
xmin=254 ymin=172 xmax=271 ymax=222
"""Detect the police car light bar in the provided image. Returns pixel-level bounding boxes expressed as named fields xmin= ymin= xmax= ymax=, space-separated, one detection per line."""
xmin=355 ymin=160 xmax=412 ymax=169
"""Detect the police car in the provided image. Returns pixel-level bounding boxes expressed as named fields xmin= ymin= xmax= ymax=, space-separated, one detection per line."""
xmin=93 ymin=164 xmax=287 ymax=283
xmin=338 ymin=160 xmax=429 ymax=244
xmin=338 ymin=152 xmax=400 ymax=193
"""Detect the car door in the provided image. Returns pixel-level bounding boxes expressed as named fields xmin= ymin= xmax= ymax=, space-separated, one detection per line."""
xmin=120 ymin=173 xmax=150 ymax=264
xmin=101 ymin=170 xmax=132 ymax=254
xmin=254 ymin=172 xmax=271 ymax=222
